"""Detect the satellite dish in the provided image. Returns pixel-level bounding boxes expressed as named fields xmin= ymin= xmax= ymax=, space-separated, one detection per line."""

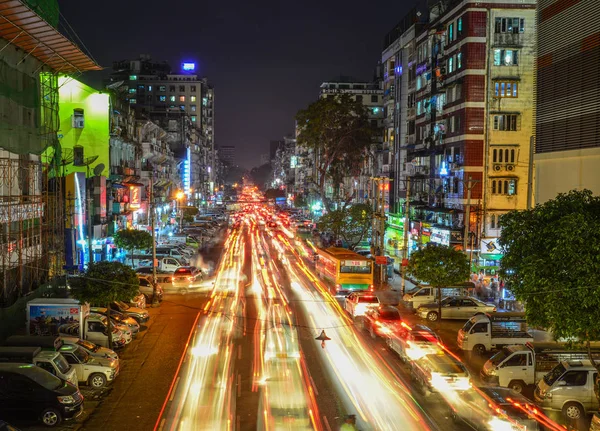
xmin=73 ymin=155 xmax=98 ymax=167
xmin=93 ymin=164 xmax=105 ymax=176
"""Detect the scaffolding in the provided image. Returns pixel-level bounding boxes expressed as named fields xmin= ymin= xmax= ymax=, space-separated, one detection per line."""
xmin=0 ymin=71 xmax=62 ymax=307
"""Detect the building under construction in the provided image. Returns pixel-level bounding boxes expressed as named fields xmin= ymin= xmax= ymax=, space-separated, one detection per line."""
xmin=0 ymin=0 xmax=100 ymax=306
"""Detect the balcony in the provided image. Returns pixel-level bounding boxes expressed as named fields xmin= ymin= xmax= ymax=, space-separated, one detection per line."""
xmin=493 ymin=33 xmax=524 ymax=47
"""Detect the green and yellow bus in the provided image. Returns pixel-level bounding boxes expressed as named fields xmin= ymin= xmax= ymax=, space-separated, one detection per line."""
xmin=316 ymin=247 xmax=374 ymax=295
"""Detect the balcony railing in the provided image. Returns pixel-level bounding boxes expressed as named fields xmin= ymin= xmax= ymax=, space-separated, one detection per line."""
xmin=493 ymin=33 xmax=524 ymax=47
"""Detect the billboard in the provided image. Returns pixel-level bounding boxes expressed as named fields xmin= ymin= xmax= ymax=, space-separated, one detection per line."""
xmin=130 ymin=186 xmax=141 ymax=209
xmin=28 ymin=304 xmax=82 ymax=336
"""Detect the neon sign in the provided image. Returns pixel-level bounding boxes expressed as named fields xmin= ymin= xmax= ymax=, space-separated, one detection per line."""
xmin=182 ymin=62 xmax=196 ymax=72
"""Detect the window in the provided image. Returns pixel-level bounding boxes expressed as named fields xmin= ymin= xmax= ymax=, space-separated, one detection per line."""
xmin=495 ymin=17 xmax=525 ymax=34
xmin=202 ymin=97 xmax=208 ymax=106
xmin=558 ymin=371 xmax=588 ymax=387
xmin=493 ymin=114 xmax=519 ymax=131
xmin=457 ymin=17 xmax=463 ymax=35
xmin=491 ymin=179 xmax=517 ymax=195
xmin=490 ymin=214 xmax=498 ymax=229
xmin=148 ymin=85 xmax=152 ymax=91
xmin=356 ymin=95 xmax=363 ymax=102
xmin=457 ymin=52 xmax=462 ymax=69
xmin=169 ymin=85 xmax=175 ymax=92
xmin=137 ymin=85 xmax=145 ymax=91
xmin=492 ymin=147 xmax=516 ymax=163
xmin=448 ymin=23 xmax=454 ymax=43
xmin=448 ymin=57 xmax=454 ymax=73
xmin=179 ymin=85 xmax=185 ymax=92
xmin=129 ymin=75 xmax=137 ymax=81
xmin=417 ymin=100 xmax=422 ymax=115
xmin=159 ymin=85 xmax=166 ymax=92
xmin=191 ymin=115 xmax=197 ymax=122
xmin=449 ymin=115 xmax=461 ymax=133
xmin=191 ymin=85 xmax=196 ymax=92
xmin=179 ymin=95 xmax=186 ymax=102
xmin=128 ymin=88 xmax=136 ymax=94
xmin=191 ymin=105 xmax=197 ymax=112
xmin=129 ymin=98 xmax=136 ymax=104
xmin=494 ymin=49 xmax=519 ymax=66
xmin=472 ymin=322 xmax=488 ymax=333
xmin=169 ymin=95 xmax=176 ymax=102
xmin=371 ymin=95 xmax=378 ymax=103
xmin=179 ymin=105 xmax=185 ymax=111
xmin=159 ymin=95 xmax=166 ymax=102
xmin=190 ymin=95 xmax=196 ymax=102
xmin=494 ymin=81 xmax=518 ymax=98
xmin=505 ymin=353 xmax=527 ymax=367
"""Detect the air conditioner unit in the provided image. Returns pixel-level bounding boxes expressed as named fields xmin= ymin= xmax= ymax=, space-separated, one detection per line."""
xmin=505 ymin=164 xmax=515 ymax=172
xmin=493 ymin=164 xmax=502 ymax=172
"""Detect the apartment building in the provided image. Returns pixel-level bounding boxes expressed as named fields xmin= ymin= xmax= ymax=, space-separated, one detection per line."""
xmin=388 ymin=0 xmax=536 ymax=269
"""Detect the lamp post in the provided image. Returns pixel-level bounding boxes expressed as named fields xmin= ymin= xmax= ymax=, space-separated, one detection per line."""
xmin=175 ymin=190 xmax=185 ymax=230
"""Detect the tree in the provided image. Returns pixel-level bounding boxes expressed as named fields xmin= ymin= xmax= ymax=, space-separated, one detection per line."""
xmin=406 ymin=244 xmax=470 ymax=321
xmin=70 ymin=261 xmax=140 ymax=349
xmin=295 ymin=94 xmax=378 ymax=209
xmin=181 ymin=206 xmax=199 ymax=223
xmin=114 ymin=229 xmax=153 ymax=267
xmin=294 ymin=194 xmax=308 ymax=209
xmin=499 ymin=189 xmax=600 ymax=361
xmin=318 ymin=203 xmax=372 ymax=249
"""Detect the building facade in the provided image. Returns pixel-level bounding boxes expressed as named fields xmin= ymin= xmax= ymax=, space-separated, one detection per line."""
xmin=385 ymin=0 xmax=536 ymax=270
xmin=534 ymin=0 xmax=600 ymax=202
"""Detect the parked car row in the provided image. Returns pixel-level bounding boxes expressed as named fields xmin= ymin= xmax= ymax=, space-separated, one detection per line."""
xmin=0 ymin=334 xmax=122 ymax=427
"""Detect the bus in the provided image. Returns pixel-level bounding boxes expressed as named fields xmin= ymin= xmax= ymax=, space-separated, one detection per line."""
xmin=315 ymin=247 xmax=374 ymax=295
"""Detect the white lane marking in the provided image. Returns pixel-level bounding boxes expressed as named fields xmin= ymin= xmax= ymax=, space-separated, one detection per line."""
xmin=169 ymin=376 xmax=180 ymax=401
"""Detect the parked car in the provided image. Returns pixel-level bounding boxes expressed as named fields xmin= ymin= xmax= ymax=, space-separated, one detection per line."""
xmin=135 ymin=276 xmax=165 ymax=302
xmin=90 ymin=308 xmax=140 ymax=336
xmin=59 ymin=337 xmax=118 ymax=361
xmin=416 ymin=296 xmax=496 ymax=322
xmin=134 ymin=267 xmax=171 ymax=275
xmin=173 ymin=266 xmax=204 ymax=280
xmin=451 ymin=387 xmax=548 ymax=430
xmin=0 ymin=363 xmax=84 ymax=427
xmin=345 ymin=292 xmax=380 ymax=318
xmin=58 ymin=344 xmax=118 ymax=388
xmin=362 ymin=306 xmax=402 ymax=338
xmin=110 ymin=301 xmax=149 ymax=324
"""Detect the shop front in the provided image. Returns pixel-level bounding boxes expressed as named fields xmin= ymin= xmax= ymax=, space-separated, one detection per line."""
xmin=384 ymin=214 xmax=404 ymax=259
xmin=477 ymin=238 xmax=503 ymax=276
xmin=429 ymin=226 xmax=464 ymax=251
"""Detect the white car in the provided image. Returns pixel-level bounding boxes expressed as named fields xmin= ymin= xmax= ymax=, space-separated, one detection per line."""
xmin=344 ymin=292 xmax=380 ymax=317
xmin=60 ymin=336 xmax=119 ymax=361
xmin=89 ymin=314 xmax=133 ymax=344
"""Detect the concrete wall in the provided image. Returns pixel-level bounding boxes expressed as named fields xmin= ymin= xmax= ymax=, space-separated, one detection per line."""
xmin=534 ymin=147 xmax=600 ymax=204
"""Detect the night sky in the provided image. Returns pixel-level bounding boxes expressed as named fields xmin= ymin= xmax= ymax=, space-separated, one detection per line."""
xmin=58 ymin=0 xmax=413 ymax=169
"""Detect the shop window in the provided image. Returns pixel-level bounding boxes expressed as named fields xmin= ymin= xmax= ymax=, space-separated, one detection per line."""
xmin=493 ymin=114 xmax=519 ymax=131
xmin=491 ymin=179 xmax=517 ymax=196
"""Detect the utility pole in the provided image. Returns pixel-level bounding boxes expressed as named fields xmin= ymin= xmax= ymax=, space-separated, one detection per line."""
xmin=87 ymin=194 xmax=93 ymax=266
xmin=401 ymin=176 xmax=410 ymax=295
xmin=462 ymin=176 xmax=480 ymax=261
xmin=371 ymin=177 xmax=389 ymax=288
xmin=150 ymin=174 xmax=159 ymax=307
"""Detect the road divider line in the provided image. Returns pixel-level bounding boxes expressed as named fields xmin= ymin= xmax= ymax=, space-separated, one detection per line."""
xmin=308 ymin=371 xmax=319 ymax=396
xmin=153 ymin=311 xmax=201 ymax=431
xmin=169 ymin=376 xmax=180 ymax=402
xmin=158 ymin=418 xmax=165 ymax=431
xmin=323 ymin=415 xmax=331 ymax=431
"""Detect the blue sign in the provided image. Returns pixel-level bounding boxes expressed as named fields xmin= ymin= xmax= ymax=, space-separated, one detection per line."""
xmin=182 ymin=62 xmax=196 ymax=72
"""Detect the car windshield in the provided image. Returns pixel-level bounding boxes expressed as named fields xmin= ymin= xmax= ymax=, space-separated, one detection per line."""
xmin=53 ymin=354 xmax=71 ymax=374
xmin=489 ymin=349 xmax=510 ymax=365
xmin=68 ymin=346 xmax=90 ymax=363
xmin=380 ymin=310 xmax=401 ymax=320
xmin=28 ymin=367 xmax=63 ymax=390
xmin=358 ymin=296 xmax=378 ymax=304
xmin=543 ymin=363 xmax=567 ymax=385
xmin=462 ymin=318 xmax=476 ymax=333
xmin=77 ymin=339 xmax=99 ymax=353
xmin=116 ymin=301 xmax=130 ymax=310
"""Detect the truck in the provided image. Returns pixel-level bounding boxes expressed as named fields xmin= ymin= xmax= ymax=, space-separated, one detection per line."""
xmin=131 ymin=255 xmax=184 ymax=272
xmin=481 ymin=342 xmax=600 ymax=393
xmin=0 ymin=346 xmax=79 ymax=387
xmin=534 ymin=360 xmax=599 ymax=420
xmin=457 ymin=312 xmax=533 ymax=355
xmin=27 ymin=298 xmax=125 ymax=349
xmin=3 ymin=336 xmax=119 ymax=388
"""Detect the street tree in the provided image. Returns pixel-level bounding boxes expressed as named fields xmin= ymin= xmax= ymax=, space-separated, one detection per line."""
xmin=70 ymin=261 xmax=140 ymax=349
xmin=406 ymin=243 xmax=470 ymax=321
xmin=181 ymin=206 xmax=199 ymax=223
xmin=294 ymin=194 xmax=308 ymax=209
xmin=499 ymin=189 xmax=600 ymax=361
xmin=295 ymin=94 xmax=377 ymax=209
xmin=318 ymin=203 xmax=372 ymax=249
xmin=114 ymin=229 xmax=153 ymax=267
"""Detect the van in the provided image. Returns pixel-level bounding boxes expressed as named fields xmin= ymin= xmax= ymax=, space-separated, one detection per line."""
xmin=402 ymin=284 xmax=472 ymax=309
xmin=534 ymin=360 xmax=599 ymax=420
xmin=0 ymin=363 xmax=84 ymax=427
xmin=0 ymin=347 xmax=78 ymax=388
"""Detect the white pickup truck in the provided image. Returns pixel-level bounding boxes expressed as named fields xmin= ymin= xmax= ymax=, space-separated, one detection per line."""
xmin=481 ymin=342 xmax=600 ymax=393
xmin=457 ymin=312 xmax=533 ymax=355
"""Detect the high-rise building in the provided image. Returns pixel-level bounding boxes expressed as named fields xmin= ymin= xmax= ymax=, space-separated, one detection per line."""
xmin=534 ymin=0 xmax=600 ymax=202
xmin=385 ymin=0 xmax=536 ymax=269
xmin=219 ymin=145 xmax=236 ymax=166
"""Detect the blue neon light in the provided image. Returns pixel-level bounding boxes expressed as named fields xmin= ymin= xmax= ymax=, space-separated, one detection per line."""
xmin=182 ymin=62 xmax=196 ymax=72
xmin=184 ymin=147 xmax=191 ymax=195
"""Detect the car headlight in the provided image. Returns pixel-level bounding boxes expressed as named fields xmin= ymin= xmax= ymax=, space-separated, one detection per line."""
xmin=487 ymin=367 xmax=497 ymax=376
xmin=57 ymin=395 xmax=76 ymax=404
xmin=488 ymin=417 xmax=514 ymax=431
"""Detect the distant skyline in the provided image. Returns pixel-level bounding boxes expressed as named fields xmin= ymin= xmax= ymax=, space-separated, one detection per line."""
xmin=58 ymin=0 xmax=414 ymax=168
